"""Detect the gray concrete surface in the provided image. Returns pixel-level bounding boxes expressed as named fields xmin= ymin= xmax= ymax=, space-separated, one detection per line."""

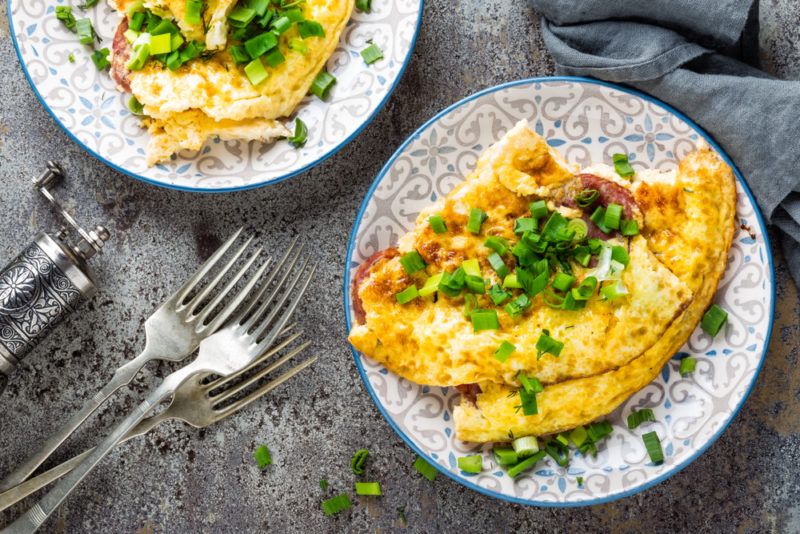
xmin=0 ymin=1 xmax=799 ymax=532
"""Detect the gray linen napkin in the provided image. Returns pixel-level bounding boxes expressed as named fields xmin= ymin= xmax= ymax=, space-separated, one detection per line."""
xmin=531 ymin=0 xmax=800 ymax=287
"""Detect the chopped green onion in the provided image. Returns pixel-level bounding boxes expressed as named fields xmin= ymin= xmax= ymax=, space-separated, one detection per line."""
xmin=506 ymin=450 xmax=545 ymax=478
xmin=457 ymin=455 xmax=482 ymax=474
xmin=322 ymin=494 xmax=352 ymax=516
xmin=556 ymin=433 xmax=570 ymax=447
xmin=465 ymin=275 xmax=485 ymax=294
xmin=129 ymin=10 xmax=146 ymax=31
xmin=569 ymin=426 xmax=588 ymax=448
xmin=245 ymin=32 xmax=278 ymax=58
xmin=289 ymin=38 xmax=308 ymax=55
xmin=590 ymin=206 xmax=610 ymax=234
xmin=355 ymin=482 xmax=382 ymax=496
xmin=356 ymin=0 xmax=372 ymax=12
xmin=149 ymin=19 xmax=179 ymax=35
xmin=627 ymin=408 xmax=656 ymax=429
xmin=535 ymin=330 xmax=564 ymax=359
xmin=567 ymin=219 xmax=588 ymax=241
xmin=55 ymin=6 xmax=77 ymax=32
xmin=544 ymin=438 xmax=570 ymax=467
xmin=601 ymin=281 xmax=628 ymax=301
xmin=180 ymin=40 xmax=205 ymax=62
xmin=604 ymin=203 xmax=623 ymax=230
xmin=185 ymin=0 xmax=204 ymax=24
xmin=68 ymin=53 xmax=76 ymax=63
xmin=288 ymin=117 xmax=308 ymax=147
xmin=573 ymin=247 xmax=592 ymax=267
xmin=399 ymin=250 xmax=426 ymax=275
xmin=90 ymin=48 xmax=110 ymax=70
xmin=244 ymin=57 xmax=269 ymax=85
xmin=541 ymin=212 xmax=570 ymax=242
xmin=492 ymin=447 xmax=518 ymax=466
xmin=462 ymin=293 xmax=477 ymax=318
xmin=127 ymin=43 xmax=151 ymax=71
xmin=611 ymin=245 xmax=629 ymax=266
xmin=264 ymin=47 xmax=285 ymax=67
xmin=462 ymin=259 xmax=481 ymax=277
xmin=679 ymin=356 xmax=697 ymax=376
xmin=298 ymin=20 xmax=325 ymax=38
xmin=439 ymin=268 xmax=466 ymax=296
xmin=552 ymin=272 xmax=575 ymax=292
xmin=487 ymin=253 xmax=509 ymax=279
xmin=512 ymin=435 xmax=539 ymax=457
xmin=413 ymin=456 xmax=437 ymax=481
xmin=700 ymin=304 xmax=728 ymax=337
xmin=79 ymin=0 xmax=100 ymax=10
xmin=488 ymin=284 xmax=510 ymax=305
xmin=428 ymin=215 xmax=447 ymax=234
xmin=229 ymin=6 xmax=257 ymax=26
xmin=466 ymin=208 xmax=488 ymax=234
xmin=576 ymin=189 xmax=599 ymax=208
xmin=418 ymin=273 xmax=443 ymax=297
xmin=351 ymin=448 xmax=369 ymax=475
xmin=484 ymin=236 xmax=510 ymax=256
xmin=395 ymin=285 xmax=419 ymax=305
xmin=613 ymin=153 xmax=635 ymax=178
xmin=149 ymin=33 xmax=172 ymax=55
xmin=253 ymin=444 xmax=272 ymax=469
xmin=271 ymin=15 xmax=292 ymax=34
xmin=504 ymin=294 xmax=531 ymax=318
xmin=470 ymin=309 xmax=500 ymax=331
xmin=517 ymin=373 xmax=543 ymax=394
xmin=530 ymin=200 xmax=548 ymax=219
xmin=319 ymin=479 xmax=329 ymax=491
xmin=310 ymin=70 xmax=337 ymax=99
xmin=571 ymin=276 xmax=597 ymax=301
xmin=170 ymin=32 xmax=184 ymax=50
xmin=621 ymin=219 xmax=639 ymax=236
xmin=282 ymin=8 xmax=304 ymax=22
xmin=361 ymin=43 xmax=383 ymax=65
xmin=519 ymin=388 xmax=538 ymax=415
xmin=165 ymin=50 xmax=182 ymax=71
xmin=577 ymin=476 xmax=584 ymax=486
xmin=516 ymin=267 xmax=547 ymax=298
xmin=514 ymin=218 xmax=537 ymax=235
xmin=642 ymin=431 xmax=664 ymax=464
xmin=494 ymin=341 xmax=516 ymax=363
xmin=587 ymin=421 xmax=613 ymax=443
xmin=75 ymin=18 xmax=95 ymax=45
xmin=502 ymin=273 xmax=522 ymax=289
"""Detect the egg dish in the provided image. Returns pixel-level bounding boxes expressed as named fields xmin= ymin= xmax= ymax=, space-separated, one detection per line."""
xmin=108 ymin=0 xmax=354 ymax=165
xmin=348 ymin=120 xmax=736 ymax=444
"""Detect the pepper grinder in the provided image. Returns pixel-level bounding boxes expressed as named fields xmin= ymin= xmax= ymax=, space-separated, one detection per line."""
xmin=0 ymin=162 xmax=109 ymax=396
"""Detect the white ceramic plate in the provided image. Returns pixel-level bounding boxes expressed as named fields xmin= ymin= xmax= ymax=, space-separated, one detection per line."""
xmin=344 ymin=77 xmax=775 ymax=506
xmin=8 ymin=0 xmax=422 ymax=191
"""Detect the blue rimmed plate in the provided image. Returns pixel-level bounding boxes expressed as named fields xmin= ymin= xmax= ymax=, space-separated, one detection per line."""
xmin=344 ymin=77 xmax=774 ymax=506
xmin=8 ymin=0 xmax=422 ymax=192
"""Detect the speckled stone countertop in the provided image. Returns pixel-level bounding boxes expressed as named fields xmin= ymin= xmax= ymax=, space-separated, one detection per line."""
xmin=0 ymin=1 xmax=798 ymax=532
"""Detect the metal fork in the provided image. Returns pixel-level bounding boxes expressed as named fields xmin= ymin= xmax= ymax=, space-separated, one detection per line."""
xmin=5 ymin=243 xmax=317 ymax=533
xmin=0 ymin=331 xmax=314 ymax=514
xmin=0 ymin=230 xmax=299 ymax=493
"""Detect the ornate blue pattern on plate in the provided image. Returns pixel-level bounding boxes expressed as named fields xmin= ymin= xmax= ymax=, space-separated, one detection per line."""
xmin=8 ymin=0 xmax=422 ymax=192
xmin=344 ymin=78 xmax=775 ymax=506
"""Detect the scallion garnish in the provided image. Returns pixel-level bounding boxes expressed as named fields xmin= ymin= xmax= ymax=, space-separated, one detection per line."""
xmin=566 ymin=219 xmax=588 ymax=241
xmin=487 ymin=252 xmax=509 ymax=279
xmin=506 ymin=450 xmax=546 ymax=478
xmin=613 ymin=153 xmax=635 ymax=178
xmin=457 ymin=455 xmax=483 ymax=474
xmin=418 ymin=273 xmax=443 ymax=297
xmin=503 ymin=273 xmax=522 ymax=289
xmin=621 ymin=219 xmax=639 ymax=236
xmin=264 ymin=47 xmax=286 ymax=67
xmin=469 ymin=309 xmax=500 ymax=331
xmin=577 ymin=476 xmax=584 ymax=486
xmin=428 ymin=214 xmax=447 ymax=234
xmin=627 ymin=408 xmax=656 ymax=429
xmin=587 ymin=421 xmax=613 ymax=443
xmin=494 ymin=340 xmax=516 ymax=363
xmin=466 ymin=207 xmax=488 ymax=234
xmin=504 ymin=293 xmax=530 ymax=318
xmin=75 ymin=18 xmax=96 ymax=45
xmin=310 ymin=70 xmax=336 ymax=99
xmin=355 ymin=482 xmax=382 ymax=496
xmin=518 ymin=388 xmax=538 ymax=415
xmin=484 ymin=236 xmax=510 ymax=256
xmin=351 ymin=448 xmax=369 ymax=475
xmin=90 ymin=48 xmax=110 ymax=70
xmin=462 ymin=293 xmax=477 ymax=318
xmin=576 ymin=189 xmax=599 ymax=208
xmin=289 ymin=38 xmax=309 ymax=55
xmin=356 ymin=0 xmax=372 ymax=12
xmin=700 ymin=304 xmax=728 ymax=337
xmin=55 ymin=6 xmax=77 ymax=32
xmin=129 ymin=10 xmax=146 ymax=31
xmin=601 ymin=281 xmax=628 ymax=301
xmin=288 ymin=118 xmax=308 ymax=147
xmin=511 ymin=435 xmax=539 ymax=457
xmin=604 ymin=203 xmax=623 ymax=230
xmin=361 ymin=43 xmax=383 ymax=65
xmin=185 ymin=0 xmax=204 ymax=24
xmin=298 ymin=20 xmax=325 ymax=38
xmin=569 ymin=426 xmax=588 ymax=448
xmin=322 ymin=493 xmax=352 ymax=516
xmin=244 ymin=57 xmax=269 ymax=85
xmin=395 ymin=285 xmax=419 ymax=304
xmin=229 ymin=5 xmax=257 ymax=26
xmin=78 ymin=0 xmax=99 ymax=10
xmin=413 ymin=456 xmax=437 ymax=481
xmin=465 ymin=275 xmax=485 ymax=294
xmin=530 ymin=200 xmax=548 ymax=219
xmin=514 ymin=217 xmax=537 ymax=235
xmin=611 ymin=245 xmax=629 ymax=266
xmin=492 ymin=447 xmax=518 ymax=466
xmin=253 ymin=444 xmax=272 ymax=469
xmin=642 ymin=431 xmax=664 ymax=464
xmin=68 ymin=53 xmax=76 ymax=63
xmin=590 ymin=206 xmax=611 ymax=234
xmin=399 ymin=250 xmax=426 ymax=275
xmin=535 ymin=329 xmax=563 ymax=359
xmin=245 ymin=32 xmax=278 ymax=58
xmin=544 ymin=438 xmax=570 ymax=467
xmin=571 ymin=276 xmax=597 ymax=301
xmin=679 ymin=356 xmax=697 ymax=376
xmin=517 ymin=373 xmax=543 ymax=394
xmin=552 ymin=272 xmax=575 ymax=292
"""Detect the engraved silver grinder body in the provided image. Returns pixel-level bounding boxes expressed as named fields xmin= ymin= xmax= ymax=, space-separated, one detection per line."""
xmin=0 ymin=163 xmax=109 ymax=395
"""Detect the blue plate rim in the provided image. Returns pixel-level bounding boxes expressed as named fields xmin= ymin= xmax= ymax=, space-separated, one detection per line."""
xmin=6 ymin=0 xmax=424 ymax=194
xmin=342 ymin=75 xmax=776 ymax=507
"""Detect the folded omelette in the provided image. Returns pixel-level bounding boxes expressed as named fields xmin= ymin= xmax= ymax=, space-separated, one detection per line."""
xmin=348 ymin=120 xmax=736 ymax=443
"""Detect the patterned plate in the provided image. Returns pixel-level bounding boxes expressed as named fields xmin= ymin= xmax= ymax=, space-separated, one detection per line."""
xmin=344 ymin=77 xmax=775 ymax=506
xmin=8 ymin=0 xmax=422 ymax=192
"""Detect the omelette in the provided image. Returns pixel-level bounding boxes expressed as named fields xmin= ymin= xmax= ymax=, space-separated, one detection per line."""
xmin=348 ymin=120 xmax=736 ymax=443
xmin=108 ymin=0 xmax=354 ymax=165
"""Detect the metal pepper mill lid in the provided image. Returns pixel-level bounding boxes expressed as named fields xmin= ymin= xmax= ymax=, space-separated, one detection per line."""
xmin=0 ymin=162 xmax=109 ymax=396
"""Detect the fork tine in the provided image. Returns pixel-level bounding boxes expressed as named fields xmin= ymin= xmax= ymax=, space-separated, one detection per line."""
xmin=213 ymin=356 xmax=318 ymax=418
xmin=252 ymin=262 xmax=316 ymax=354
xmin=195 ymin=249 xmax=267 ymax=332
xmin=205 ymin=331 xmax=304 ymax=392
xmin=238 ymin=237 xmax=301 ymax=320
xmin=240 ymin=244 xmax=304 ymax=332
xmin=175 ymin=228 xmax=242 ymax=304
xmin=185 ymin=236 xmax=255 ymax=315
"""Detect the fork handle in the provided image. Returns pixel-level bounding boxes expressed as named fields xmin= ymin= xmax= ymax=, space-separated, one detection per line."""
xmin=0 ymin=350 xmax=154 ymax=493
xmin=0 ymin=411 xmax=166 ymax=514
xmin=3 ymin=366 xmax=197 ymax=533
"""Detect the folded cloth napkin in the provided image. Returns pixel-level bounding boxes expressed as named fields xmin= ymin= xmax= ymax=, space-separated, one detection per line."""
xmin=531 ymin=0 xmax=800 ymax=287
